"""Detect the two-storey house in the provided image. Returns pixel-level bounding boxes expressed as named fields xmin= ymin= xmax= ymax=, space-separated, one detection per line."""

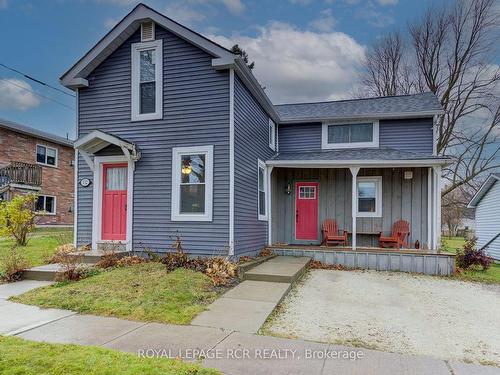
xmin=63 ymin=4 xmax=450 ymax=262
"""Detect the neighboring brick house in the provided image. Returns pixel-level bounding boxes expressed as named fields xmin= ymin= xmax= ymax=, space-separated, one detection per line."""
xmin=0 ymin=118 xmax=74 ymax=226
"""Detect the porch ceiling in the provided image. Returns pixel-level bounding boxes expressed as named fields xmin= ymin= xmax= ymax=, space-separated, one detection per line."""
xmin=267 ymin=147 xmax=451 ymax=167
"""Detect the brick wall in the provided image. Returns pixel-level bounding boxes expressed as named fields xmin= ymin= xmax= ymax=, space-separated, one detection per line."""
xmin=0 ymin=128 xmax=74 ymax=225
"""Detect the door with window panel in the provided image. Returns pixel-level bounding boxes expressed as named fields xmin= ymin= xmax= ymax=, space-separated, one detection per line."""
xmin=102 ymin=163 xmax=128 ymax=241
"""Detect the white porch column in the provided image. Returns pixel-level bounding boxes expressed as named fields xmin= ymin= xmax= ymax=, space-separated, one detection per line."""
xmin=427 ymin=167 xmax=433 ymax=250
xmin=433 ymin=165 xmax=442 ymax=250
xmin=350 ymin=167 xmax=360 ymax=250
xmin=267 ymin=166 xmax=273 ymax=246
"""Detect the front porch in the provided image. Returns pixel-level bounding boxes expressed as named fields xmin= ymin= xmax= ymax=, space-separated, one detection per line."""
xmin=268 ymin=164 xmax=443 ymax=252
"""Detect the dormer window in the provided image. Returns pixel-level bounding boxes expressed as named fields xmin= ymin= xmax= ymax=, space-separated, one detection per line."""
xmin=321 ymin=120 xmax=379 ymax=149
xmin=131 ymin=39 xmax=163 ymax=121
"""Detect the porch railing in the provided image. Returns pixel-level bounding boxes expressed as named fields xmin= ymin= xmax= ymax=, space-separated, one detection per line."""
xmin=0 ymin=162 xmax=42 ymax=188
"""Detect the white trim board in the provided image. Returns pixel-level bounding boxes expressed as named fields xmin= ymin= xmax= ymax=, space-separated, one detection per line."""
xmin=92 ymin=155 xmax=134 ymax=252
xmin=257 ymin=159 xmax=268 ymax=221
xmin=228 ymin=69 xmax=235 ymax=255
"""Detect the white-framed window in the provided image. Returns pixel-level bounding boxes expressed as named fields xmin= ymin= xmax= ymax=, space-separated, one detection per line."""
xmin=322 ymin=120 xmax=379 ymax=149
xmin=258 ymin=159 xmax=268 ymax=221
xmin=356 ymin=176 xmax=382 ymax=217
xmin=268 ymin=119 xmax=276 ymax=151
xmin=36 ymin=145 xmax=58 ymax=167
xmin=35 ymin=195 xmax=56 ymax=215
xmin=299 ymin=185 xmax=316 ymax=199
xmin=171 ymin=145 xmax=213 ymax=221
xmin=131 ymin=39 xmax=163 ymax=121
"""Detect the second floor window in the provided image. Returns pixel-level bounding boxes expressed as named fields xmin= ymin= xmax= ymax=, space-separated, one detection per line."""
xmin=131 ymin=40 xmax=163 ymax=121
xmin=36 ymin=145 xmax=57 ymax=166
xmin=269 ymin=119 xmax=276 ymax=151
xmin=322 ymin=121 xmax=379 ymax=149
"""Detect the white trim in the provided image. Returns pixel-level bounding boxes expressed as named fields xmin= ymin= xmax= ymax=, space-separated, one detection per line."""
xmin=267 ymin=166 xmax=273 ymax=246
xmin=257 ymin=159 xmax=268 ymax=221
xmin=427 ymin=167 xmax=432 ymax=250
xmin=36 ymin=144 xmax=58 ymax=168
xmin=74 ymin=149 xmax=79 ymax=248
xmin=322 ymin=120 xmax=379 ymax=150
xmin=268 ymin=119 xmax=276 ymax=151
xmin=350 ymin=167 xmax=360 ymax=250
xmin=92 ymin=155 xmax=134 ymax=252
xmin=356 ymin=176 xmax=382 ymax=218
xmin=228 ymin=69 xmax=235 ymax=255
xmin=171 ymin=145 xmax=213 ymax=222
xmin=434 ymin=165 xmax=442 ymax=249
xmin=35 ymin=194 xmax=57 ymax=216
xmin=266 ymin=159 xmax=451 ymax=168
xmin=131 ymin=39 xmax=163 ymax=122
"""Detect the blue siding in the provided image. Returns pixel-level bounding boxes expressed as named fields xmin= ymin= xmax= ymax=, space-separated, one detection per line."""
xmin=233 ymin=74 xmax=275 ymax=255
xmin=277 ymin=118 xmax=434 ymax=154
xmin=278 ymin=123 xmax=322 ymax=152
xmin=379 ymin=118 xmax=433 ymax=154
xmin=77 ymin=26 xmax=230 ymax=256
xmin=476 ymin=180 xmax=500 ymax=260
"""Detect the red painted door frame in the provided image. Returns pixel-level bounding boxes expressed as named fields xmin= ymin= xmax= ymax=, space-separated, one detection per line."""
xmin=295 ymin=182 xmax=319 ymax=241
xmin=101 ymin=163 xmax=127 ymax=241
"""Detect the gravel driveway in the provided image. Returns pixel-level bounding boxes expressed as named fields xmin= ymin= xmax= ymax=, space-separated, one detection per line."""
xmin=265 ymin=270 xmax=500 ymax=366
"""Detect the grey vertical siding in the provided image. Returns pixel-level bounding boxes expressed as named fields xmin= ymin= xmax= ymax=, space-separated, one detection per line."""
xmin=271 ymin=167 xmax=430 ymax=249
xmin=277 ymin=118 xmax=434 ymax=154
xmin=233 ymin=74 xmax=275 ymax=255
xmin=475 ymin=180 xmax=500 ymax=260
xmin=278 ymin=123 xmax=321 ymax=152
xmin=77 ymin=26 xmax=230 ymax=255
xmin=379 ymin=118 xmax=434 ymax=154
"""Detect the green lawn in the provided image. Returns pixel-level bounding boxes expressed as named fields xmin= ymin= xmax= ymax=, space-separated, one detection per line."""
xmin=12 ymin=263 xmax=220 ymax=324
xmin=442 ymin=236 xmax=500 ymax=284
xmin=0 ymin=228 xmax=73 ymax=274
xmin=0 ymin=336 xmax=219 ymax=375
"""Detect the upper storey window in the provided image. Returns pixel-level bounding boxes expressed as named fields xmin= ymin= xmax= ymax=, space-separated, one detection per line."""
xmin=321 ymin=120 xmax=379 ymax=149
xmin=131 ymin=39 xmax=163 ymax=121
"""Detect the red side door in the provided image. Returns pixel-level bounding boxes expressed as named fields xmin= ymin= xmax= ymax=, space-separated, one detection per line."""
xmin=102 ymin=163 xmax=127 ymax=241
xmin=295 ymin=182 xmax=319 ymax=241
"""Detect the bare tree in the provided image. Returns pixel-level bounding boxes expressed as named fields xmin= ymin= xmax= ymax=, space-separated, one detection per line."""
xmin=441 ymin=185 xmax=475 ymax=236
xmin=358 ymin=0 xmax=500 ymax=196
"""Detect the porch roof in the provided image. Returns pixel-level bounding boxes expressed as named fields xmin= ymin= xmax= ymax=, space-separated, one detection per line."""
xmin=267 ymin=147 xmax=451 ymax=167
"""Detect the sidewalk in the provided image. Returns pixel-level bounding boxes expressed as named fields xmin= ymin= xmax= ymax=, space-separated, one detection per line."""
xmin=0 ymin=280 xmax=498 ymax=375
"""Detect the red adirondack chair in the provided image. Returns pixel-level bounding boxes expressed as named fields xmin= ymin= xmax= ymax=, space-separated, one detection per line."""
xmin=321 ymin=219 xmax=348 ymax=246
xmin=379 ymin=220 xmax=410 ymax=249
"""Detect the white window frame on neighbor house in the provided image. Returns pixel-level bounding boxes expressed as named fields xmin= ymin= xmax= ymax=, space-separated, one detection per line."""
xmin=268 ymin=119 xmax=276 ymax=151
xmin=321 ymin=120 xmax=379 ymax=149
xmin=356 ymin=176 xmax=382 ymax=218
xmin=35 ymin=195 xmax=57 ymax=215
xmin=258 ymin=159 xmax=268 ymax=221
xmin=131 ymin=39 xmax=163 ymax=122
xmin=171 ymin=145 xmax=214 ymax=222
xmin=36 ymin=144 xmax=58 ymax=167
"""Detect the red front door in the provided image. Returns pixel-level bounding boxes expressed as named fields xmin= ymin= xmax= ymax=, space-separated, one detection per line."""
xmin=102 ymin=163 xmax=127 ymax=241
xmin=295 ymin=182 xmax=319 ymax=240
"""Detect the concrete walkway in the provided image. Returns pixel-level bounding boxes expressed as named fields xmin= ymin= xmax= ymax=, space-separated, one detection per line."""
xmin=0 ymin=281 xmax=498 ymax=375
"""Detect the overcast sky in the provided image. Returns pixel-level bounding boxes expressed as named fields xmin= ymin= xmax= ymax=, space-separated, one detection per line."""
xmin=0 ymin=0 xmax=453 ymax=138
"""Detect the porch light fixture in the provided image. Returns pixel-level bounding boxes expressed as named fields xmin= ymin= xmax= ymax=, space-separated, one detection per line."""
xmin=404 ymin=171 xmax=413 ymax=180
xmin=285 ymin=182 xmax=292 ymax=195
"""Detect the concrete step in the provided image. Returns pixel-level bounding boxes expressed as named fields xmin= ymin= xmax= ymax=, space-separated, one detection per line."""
xmin=67 ymin=250 xmax=129 ymax=265
xmin=22 ymin=263 xmax=91 ymax=281
xmin=243 ymin=256 xmax=311 ymax=283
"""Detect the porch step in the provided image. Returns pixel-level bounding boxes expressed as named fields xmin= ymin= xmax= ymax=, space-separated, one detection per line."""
xmin=242 ymin=256 xmax=311 ymax=283
xmin=22 ymin=263 xmax=92 ymax=281
xmin=67 ymin=250 xmax=129 ymax=265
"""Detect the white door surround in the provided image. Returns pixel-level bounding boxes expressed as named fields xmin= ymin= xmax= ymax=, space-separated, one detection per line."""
xmin=92 ymin=155 xmax=134 ymax=252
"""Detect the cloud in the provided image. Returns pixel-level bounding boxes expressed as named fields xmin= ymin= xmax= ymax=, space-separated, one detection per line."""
xmin=289 ymin=0 xmax=312 ymax=5
xmin=0 ymin=79 xmax=41 ymax=110
xmin=95 ymin=0 xmax=138 ymax=5
xmin=221 ymin=0 xmax=244 ymax=14
xmin=0 ymin=0 xmax=7 ymax=10
xmin=356 ymin=7 xmax=394 ymax=27
xmin=210 ymin=22 xmax=366 ymax=103
xmin=309 ymin=9 xmax=336 ymax=32
xmin=164 ymin=2 xmax=206 ymax=25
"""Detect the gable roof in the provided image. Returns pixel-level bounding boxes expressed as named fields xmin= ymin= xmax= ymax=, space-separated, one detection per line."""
xmin=276 ymin=92 xmax=443 ymax=123
xmin=468 ymin=173 xmax=500 ymax=208
xmin=0 ymin=118 xmax=73 ymax=147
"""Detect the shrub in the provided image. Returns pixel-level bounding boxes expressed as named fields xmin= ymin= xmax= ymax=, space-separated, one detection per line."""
xmin=48 ymin=244 xmax=76 ymax=264
xmin=0 ymin=194 xmax=37 ymax=246
xmin=1 ymin=246 xmax=29 ymax=282
xmin=116 ymin=255 xmax=147 ymax=267
xmin=456 ymin=237 xmax=492 ymax=271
